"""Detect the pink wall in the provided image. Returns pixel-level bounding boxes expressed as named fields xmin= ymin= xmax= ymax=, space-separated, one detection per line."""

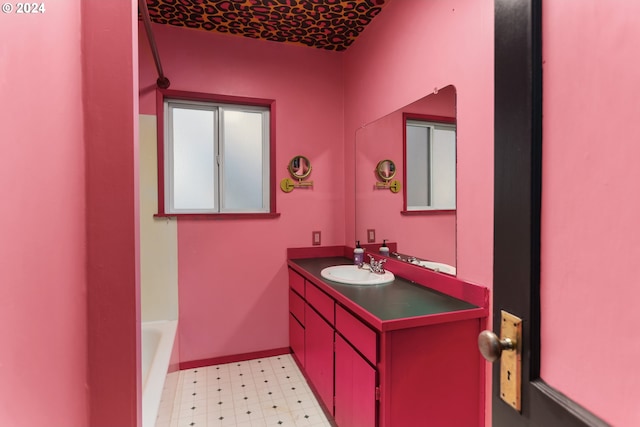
xmin=540 ymin=1 xmax=640 ymax=425
xmin=0 ymin=3 xmax=89 ymax=426
xmin=138 ymin=24 xmax=345 ymax=363
xmin=84 ymin=1 xmax=141 ymax=426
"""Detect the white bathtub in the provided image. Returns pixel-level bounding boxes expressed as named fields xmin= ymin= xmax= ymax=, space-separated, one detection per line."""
xmin=142 ymin=320 xmax=177 ymax=427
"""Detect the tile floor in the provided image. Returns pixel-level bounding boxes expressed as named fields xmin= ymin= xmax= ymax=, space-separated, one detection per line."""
xmin=155 ymin=354 xmax=333 ymax=427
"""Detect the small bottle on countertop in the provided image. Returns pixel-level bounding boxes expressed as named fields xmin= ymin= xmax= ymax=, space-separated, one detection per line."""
xmin=379 ymin=239 xmax=390 ymax=256
xmin=354 ymin=240 xmax=364 ymax=266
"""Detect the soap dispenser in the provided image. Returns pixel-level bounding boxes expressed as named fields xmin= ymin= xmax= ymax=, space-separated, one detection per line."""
xmin=379 ymin=239 xmax=390 ymax=256
xmin=354 ymin=241 xmax=364 ymax=266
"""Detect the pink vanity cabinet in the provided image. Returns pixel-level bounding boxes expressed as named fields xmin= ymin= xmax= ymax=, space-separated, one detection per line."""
xmin=288 ymin=254 xmax=488 ymax=427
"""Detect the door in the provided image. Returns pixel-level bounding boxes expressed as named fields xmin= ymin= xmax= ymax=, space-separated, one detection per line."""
xmin=490 ymin=1 xmax=611 ymax=426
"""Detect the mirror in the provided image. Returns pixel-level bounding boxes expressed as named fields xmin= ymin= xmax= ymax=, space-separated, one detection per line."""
xmin=355 ymin=85 xmax=457 ymax=274
xmin=288 ymin=155 xmax=312 ymax=180
xmin=376 ymin=159 xmax=397 ymax=181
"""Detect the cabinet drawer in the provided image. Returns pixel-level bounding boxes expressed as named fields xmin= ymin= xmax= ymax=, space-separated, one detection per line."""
xmin=289 ymin=269 xmax=305 ymax=296
xmin=306 ymin=282 xmax=335 ymax=326
xmin=289 ymin=288 xmax=305 ymax=325
xmin=336 ymin=305 xmax=377 ymax=365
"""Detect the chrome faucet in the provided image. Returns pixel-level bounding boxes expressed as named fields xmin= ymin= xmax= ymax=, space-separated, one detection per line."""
xmin=367 ymin=254 xmax=387 ymax=274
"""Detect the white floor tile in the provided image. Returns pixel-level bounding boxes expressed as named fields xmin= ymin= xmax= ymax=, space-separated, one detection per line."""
xmin=155 ymin=355 xmax=329 ymax=427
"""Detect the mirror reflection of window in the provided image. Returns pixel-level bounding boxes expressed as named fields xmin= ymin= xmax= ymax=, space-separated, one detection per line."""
xmin=405 ymin=119 xmax=456 ymax=210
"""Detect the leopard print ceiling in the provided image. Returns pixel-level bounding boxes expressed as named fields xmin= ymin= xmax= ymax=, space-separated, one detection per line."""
xmin=144 ymin=0 xmax=389 ymax=51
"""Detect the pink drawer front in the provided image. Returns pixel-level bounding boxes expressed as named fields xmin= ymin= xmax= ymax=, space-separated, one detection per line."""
xmin=289 ymin=269 xmax=305 ymax=296
xmin=335 ymin=304 xmax=377 ymax=365
xmin=289 ymin=288 xmax=305 ymax=325
xmin=305 ymin=281 xmax=335 ymax=325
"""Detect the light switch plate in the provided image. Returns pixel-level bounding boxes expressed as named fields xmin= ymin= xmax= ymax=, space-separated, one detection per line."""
xmin=367 ymin=229 xmax=375 ymax=243
xmin=312 ymin=231 xmax=321 ymax=246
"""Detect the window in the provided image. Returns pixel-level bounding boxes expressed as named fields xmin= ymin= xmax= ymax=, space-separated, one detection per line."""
xmin=404 ymin=117 xmax=456 ymax=211
xmin=157 ymin=91 xmax=276 ymax=217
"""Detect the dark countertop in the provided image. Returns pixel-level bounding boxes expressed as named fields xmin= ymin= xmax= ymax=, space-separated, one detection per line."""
xmin=289 ymin=257 xmax=479 ymax=326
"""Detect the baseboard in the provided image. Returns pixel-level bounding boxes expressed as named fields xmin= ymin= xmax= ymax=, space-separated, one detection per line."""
xmin=179 ymin=347 xmax=290 ymax=370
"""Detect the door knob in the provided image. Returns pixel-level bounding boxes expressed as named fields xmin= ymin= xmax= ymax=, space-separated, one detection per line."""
xmin=478 ymin=330 xmax=515 ymax=362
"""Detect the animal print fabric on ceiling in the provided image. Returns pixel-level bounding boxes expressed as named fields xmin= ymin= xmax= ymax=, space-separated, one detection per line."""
xmin=144 ymin=0 xmax=389 ymax=51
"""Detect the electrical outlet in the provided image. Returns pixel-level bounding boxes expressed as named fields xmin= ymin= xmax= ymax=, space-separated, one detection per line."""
xmin=367 ymin=229 xmax=376 ymax=243
xmin=312 ymin=231 xmax=321 ymax=246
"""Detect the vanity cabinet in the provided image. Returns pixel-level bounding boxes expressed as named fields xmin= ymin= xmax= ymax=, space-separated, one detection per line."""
xmin=289 ymin=269 xmax=377 ymax=423
xmin=288 ymin=256 xmax=486 ymax=427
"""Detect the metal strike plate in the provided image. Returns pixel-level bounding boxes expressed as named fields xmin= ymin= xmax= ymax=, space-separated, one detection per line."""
xmin=500 ymin=310 xmax=522 ymax=411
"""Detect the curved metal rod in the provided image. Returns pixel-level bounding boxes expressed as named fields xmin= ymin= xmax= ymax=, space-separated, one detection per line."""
xmin=139 ymin=0 xmax=170 ymax=88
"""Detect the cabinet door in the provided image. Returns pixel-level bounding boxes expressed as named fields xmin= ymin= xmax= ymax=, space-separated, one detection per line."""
xmin=305 ymin=305 xmax=334 ymax=415
xmin=335 ymin=334 xmax=377 ymax=427
xmin=289 ymin=314 xmax=305 ymax=368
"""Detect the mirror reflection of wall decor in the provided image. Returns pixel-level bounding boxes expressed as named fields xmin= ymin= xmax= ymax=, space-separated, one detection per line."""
xmin=280 ymin=155 xmax=314 ymax=192
xmin=355 ymin=85 xmax=457 ymax=274
xmin=404 ymin=115 xmax=456 ymax=211
xmin=374 ymin=159 xmax=401 ymax=192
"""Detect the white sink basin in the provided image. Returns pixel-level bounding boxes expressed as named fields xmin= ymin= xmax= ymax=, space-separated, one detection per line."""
xmin=320 ymin=265 xmax=395 ymax=285
xmin=414 ymin=260 xmax=457 ymax=275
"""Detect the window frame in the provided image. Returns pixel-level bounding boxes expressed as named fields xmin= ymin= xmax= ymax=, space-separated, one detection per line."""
xmin=155 ymin=89 xmax=279 ymax=219
xmin=401 ymin=113 xmax=457 ymax=215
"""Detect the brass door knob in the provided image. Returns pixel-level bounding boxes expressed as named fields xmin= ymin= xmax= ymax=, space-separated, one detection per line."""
xmin=478 ymin=330 xmax=515 ymax=362
xmin=479 ymin=312 xmax=523 ymax=411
